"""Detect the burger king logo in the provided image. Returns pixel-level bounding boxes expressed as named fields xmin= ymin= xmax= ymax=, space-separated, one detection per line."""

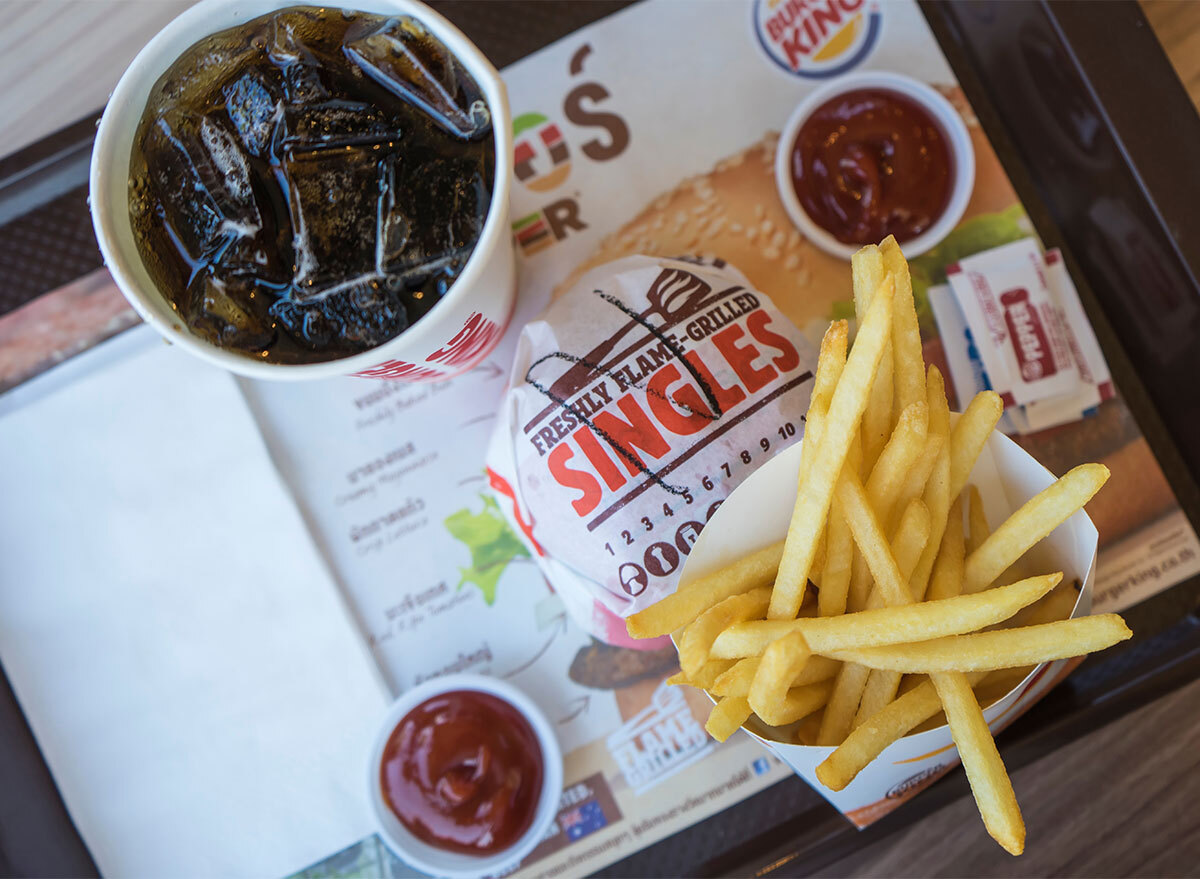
xmin=513 ymin=112 xmax=572 ymax=192
xmin=753 ymin=0 xmax=882 ymax=79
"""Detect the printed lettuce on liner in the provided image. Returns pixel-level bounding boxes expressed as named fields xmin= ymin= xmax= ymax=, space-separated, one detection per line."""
xmin=486 ymin=255 xmax=817 ymax=645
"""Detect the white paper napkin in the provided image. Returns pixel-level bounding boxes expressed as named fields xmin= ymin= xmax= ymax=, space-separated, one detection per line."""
xmin=0 ymin=328 xmax=389 ymax=878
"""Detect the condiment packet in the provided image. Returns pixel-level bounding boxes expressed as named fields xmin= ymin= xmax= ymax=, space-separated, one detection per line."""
xmin=946 ymin=239 xmax=1080 ymax=408
xmin=926 ymin=284 xmax=1021 ymax=435
xmin=486 ymin=255 xmax=817 ymax=644
xmin=1019 ymin=249 xmax=1115 ymax=430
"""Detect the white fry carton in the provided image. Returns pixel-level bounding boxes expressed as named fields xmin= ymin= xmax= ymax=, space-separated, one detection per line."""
xmin=681 ymin=428 xmax=1098 ymax=827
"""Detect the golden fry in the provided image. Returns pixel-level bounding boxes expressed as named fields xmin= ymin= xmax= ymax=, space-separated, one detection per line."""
xmin=679 ymin=587 xmax=771 ymax=676
xmin=750 ymin=631 xmax=812 ymax=724
xmin=1006 ymin=581 xmax=1080 ymax=629
xmin=968 ymin=484 xmax=990 ymax=555
xmin=712 ymin=655 xmax=840 ymax=698
xmin=926 ymin=495 xmax=966 ymax=601
xmin=705 ymin=696 xmax=752 ymax=743
xmin=795 ymin=322 xmax=848 ymax=491
xmin=852 ymin=499 xmax=931 ymax=726
xmin=882 ymin=235 xmax=925 ymax=415
xmin=766 ymin=680 xmax=833 ymax=727
xmin=853 ymin=244 xmax=892 ymax=471
xmin=711 ymin=573 xmax=1061 ymax=659
xmin=963 ymin=464 xmax=1110 ymax=594
xmin=949 ymin=391 xmax=1004 ymax=500
xmin=931 ymin=672 xmax=1025 ymax=855
xmin=836 ymin=471 xmax=918 ymax=608
xmin=817 ymin=671 xmax=989 ymax=790
xmin=818 ymin=661 xmax=872 ymax=746
xmin=668 ymin=658 xmax=736 ymax=690
xmin=771 ymin=276 xmax=895 ymax=619
xmin=903 ymin=367 xmax=952 ymax=600
xmin=826 ymin=614 xmax=1132 ymax=672
xmin=626 ymin=541 xmax=782 ymax=638
xmin=865 ymin=402 xmax=928 ymax=528
xmin=819 ymin=494 xmax=855 ymax=617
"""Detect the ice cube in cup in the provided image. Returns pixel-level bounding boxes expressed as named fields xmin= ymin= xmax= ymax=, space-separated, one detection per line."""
xmin=344 ymin=15 xmax=491 ymax=140
xmin=125 ymin=5 xmax=496 ymax=365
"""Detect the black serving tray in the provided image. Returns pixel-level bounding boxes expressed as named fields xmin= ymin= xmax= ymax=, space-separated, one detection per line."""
xmin=0 ymin=2 xmax=1197 ymax=877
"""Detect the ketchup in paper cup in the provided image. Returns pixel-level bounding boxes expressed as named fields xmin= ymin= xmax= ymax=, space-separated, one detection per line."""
xmin=774 ymin=71 xmax=975 ymax=261
xmin=368 ymin=674 xmax=562 ymax=878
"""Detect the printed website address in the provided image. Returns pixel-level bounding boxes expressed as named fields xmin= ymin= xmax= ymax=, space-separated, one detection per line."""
xmin=1095 ymin=544 xmax=1197 ymax=611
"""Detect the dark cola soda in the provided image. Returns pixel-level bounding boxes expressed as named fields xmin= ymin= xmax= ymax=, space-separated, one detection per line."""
xmin=128 ymin=6 xmax=494 ymax=364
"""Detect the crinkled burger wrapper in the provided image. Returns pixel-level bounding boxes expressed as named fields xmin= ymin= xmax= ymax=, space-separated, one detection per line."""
xmin=486 ymin=255 xmax=818 ymax=646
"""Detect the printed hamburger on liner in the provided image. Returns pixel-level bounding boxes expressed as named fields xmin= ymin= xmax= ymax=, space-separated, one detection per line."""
xmin=486 ymin=255 xmax=817 ymax=644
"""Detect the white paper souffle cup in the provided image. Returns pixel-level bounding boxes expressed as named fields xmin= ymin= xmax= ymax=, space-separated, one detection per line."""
xmin=367 ymin=674 xmax=563 ymax=879
xmin=773 ymin=70 xmax=975 ymax=261
xmin=90 ymin=0 xmax=515 ymax=382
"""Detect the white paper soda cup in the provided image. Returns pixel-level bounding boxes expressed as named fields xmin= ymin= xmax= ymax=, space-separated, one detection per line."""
xmin=682 ymin=429 xmax=1097 ymax=827
xmin=90 ymin=0 xmax=515 ymax=383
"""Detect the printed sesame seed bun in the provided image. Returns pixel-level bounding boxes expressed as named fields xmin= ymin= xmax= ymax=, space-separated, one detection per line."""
xmin=553 ymin=132 xmax=850 ymax=333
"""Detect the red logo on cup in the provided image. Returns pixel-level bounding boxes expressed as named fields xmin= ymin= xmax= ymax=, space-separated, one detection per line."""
xmin=353 ymin=360 xmax=448 ymax=382
xmin=999 ymin=287 xmax=1055 ymax=381
xmin=427 ymin=312 xmax=501 ymax=367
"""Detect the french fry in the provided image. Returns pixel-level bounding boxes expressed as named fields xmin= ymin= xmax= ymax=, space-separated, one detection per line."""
xmin=882 ymin=235 xmax=925 ymax=414
xmin=1005 ymin=580 xmax=1081 ymax=630
xmin=795 ymin=710 xmax=825 ymax=746
xmin=903 ymin=367 xmax=952 ymax=601
xmin=847 ymin=403 xmax=928 ymax=613
xmin=818 ymin=661 xmax=872 ymax=745
xmin=926 ymin=495 xmax=966 ymax=601
xmin=862 ymin=344 xmax=894 ymax=474
xmin=705 ymin=696 xmax=752 ymax=742
xmin=712 ymin=573 xmax=1062 ymax=658
xmin=963 ymin=464 xmax=1110 ymax=594
xmin=853 ymin=499 xmax=931 ymax=727
xmin=825 ymin=614 xmax=1132 ymax=672
xmin=795 ymin=322 xmax=849 ymax=491
xmin=761 ymin=681 xmax=833 ymax=727
xmin=931 ymin=672 xmax=1025 ymax=855
xmin=712 ymin=655 xmax=840 ymax=698
xmin=948 ymin=391 xmax=1004 ymax=500
xmin=853 ymin=245 xmax=892 ymax=472
xmin=836 ymin=471 xmax=919 ymax=608
xmin=679 ymin=587 xmax=771 ymax=676
xmin=819 ymin=494 xmax=854 ymax=617
xmin=865 ymin=401 xmax=929 ymax=527
xmin=667 ymin=658 xmax=736 ymax=690
xmin=770 ymin=276 xmax=895 ymax=619
xmin=817 ymin=671 xmax=989 ymax=791
xmin=626 ymin=541 xmax=782 ymax=638
xmin=968 ymin=484 xmax=990 ymax=555
xmin=852 ymin=245 xmax=885 ymax=325
xmin=846 ymin=553 xmax=873 ymax=614
xmin=750 ymin=631 xmax=812 ymax=724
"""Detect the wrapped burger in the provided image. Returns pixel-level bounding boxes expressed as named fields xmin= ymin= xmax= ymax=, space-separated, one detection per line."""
xmin=487 ymin=255 xmax=817 ymax=645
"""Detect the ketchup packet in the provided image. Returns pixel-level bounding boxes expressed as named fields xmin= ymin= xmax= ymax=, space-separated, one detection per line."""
xmin=926 ymin=283 xmax=1020 ymax=435
xmin=947 ymin=239 xmax=1079 ymax=408
xmin=486 ymin=256 xmax=816 ymax=644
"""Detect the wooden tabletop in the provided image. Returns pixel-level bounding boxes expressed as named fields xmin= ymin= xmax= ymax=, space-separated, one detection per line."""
xmin=2 ymin=2 xmax=1199 ymax=876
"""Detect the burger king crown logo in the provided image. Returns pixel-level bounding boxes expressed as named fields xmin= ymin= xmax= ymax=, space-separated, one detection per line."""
xmin=753 ymin=0 xmax=882 ymax=78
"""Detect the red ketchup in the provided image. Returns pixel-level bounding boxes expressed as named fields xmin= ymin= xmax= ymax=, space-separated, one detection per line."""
xmin=380 ymin=690 xmax=544 ymax=855
xmin=790 ymin=88 xmax=954 ymax=245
